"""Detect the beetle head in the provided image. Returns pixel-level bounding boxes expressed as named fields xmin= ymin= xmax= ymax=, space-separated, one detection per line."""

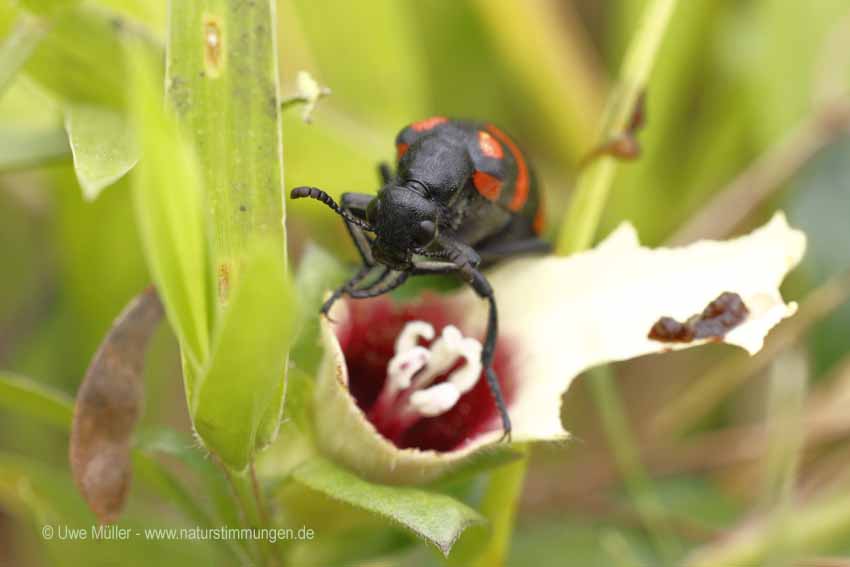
xmin=367 ymin=187 xmax=439 ymax=269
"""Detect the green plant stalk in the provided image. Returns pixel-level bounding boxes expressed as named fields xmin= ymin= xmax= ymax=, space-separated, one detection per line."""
xmin=166 ymin=0 xmax=289 ymax=452
xmin=556 ymin=0 xmax=679 ymax=255
xmin=469 ymin=2 xmax=681 ymax=562
xmin=470 ymin=445 xmax=530 ymax=567
xmin=589 ymin=367 xmax=680 ymax=563
xmin=686 ymin=481 xmax=850 ymax=567
xmin=548 ymin=0 xmax=681 ymax=562
xmin=760 ymin=349 xmax=807 ymax=567
xmin=166 ymin=0 xmax=287 ymax=289
xmin=0 ymin=371 xmax=244 ymax=562
xmin=0 ymin=12 xmax=45 ymax=96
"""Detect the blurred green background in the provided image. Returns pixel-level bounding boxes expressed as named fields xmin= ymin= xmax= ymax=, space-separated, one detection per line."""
xmin=2 ymin=0 xmax=850 ymax=565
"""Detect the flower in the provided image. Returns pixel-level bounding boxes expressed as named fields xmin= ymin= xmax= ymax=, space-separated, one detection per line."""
xmin=313 ymin=213 xmax=806 ymax=484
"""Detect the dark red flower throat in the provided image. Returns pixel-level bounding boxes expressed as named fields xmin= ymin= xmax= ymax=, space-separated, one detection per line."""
xmin=335 ymin=295 xmax=516 ymax=452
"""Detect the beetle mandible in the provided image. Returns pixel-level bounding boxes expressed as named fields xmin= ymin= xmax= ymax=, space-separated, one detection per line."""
xmin=291 ymin=117 xmax=549 ymax=439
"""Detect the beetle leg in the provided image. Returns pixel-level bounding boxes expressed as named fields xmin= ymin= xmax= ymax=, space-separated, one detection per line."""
xmin=459 ymin=265 xmax=511 ymax=442
xmin=320 ymin=265 xmax=377 ymax=319
xmin=411 ymin=254 xmax=512 ymax=441
xmin=347 ymin=270 xmax=409 ymax=299
xmin=322 ymin=267 xmax=411 ymax=319
xmin=377 ymin=162 xmax=393 ymax=185
xmin=410 ymin=260 xmax=457 ymax=275
xmin=340 ymin=192 xmax=377 ymax=266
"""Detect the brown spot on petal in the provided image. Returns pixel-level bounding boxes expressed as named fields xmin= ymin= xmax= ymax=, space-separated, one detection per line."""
xmin=70 ymin=287 xmax=163 ymax=524
xmin=649 ymin=292 xmax=749 ymax=344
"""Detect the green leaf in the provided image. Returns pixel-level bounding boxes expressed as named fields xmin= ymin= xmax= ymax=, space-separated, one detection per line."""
xmin=134 ymin=425 xmax=245 ymax=535
xmin=292 ymin=457 xmax=485 ymax=556
xmin=192 ymin=239 xmax=297 ymax=471
xmin=430 ymin=446 xmax=523 ymax=490
xmin=0 ymin=12 xmax=46 ymax=97
xmin=65 ymin=104 xmax=138 ymax=199
xmin=19 ymin=0 xmax=80 ymax=16
xmin=0 ymin=453 xmax=228 ymax=565
xmin=448 ymin=447 xmax=530 ymax=567
xmin=166 ymin=0 xmax=287 ymax=299
xmin=281 ymin=366 xmax=315 ymax=436
xmin=0 ymin=125 xmax=69 ymax=170
xmin=24 ymin=4 xmax=159 ymax=109
xmin=127 ymin=40 xmax=211 ymax=376
xmin=0 ymin=373 xmax=237 ymax=552
xmin=290 ymin=243 xmax=347 ymax=374
xmin=0 ymin=371 xmax=73 ymax=429
xmin=0 ymin=79 xmax=70 ymax=171
xmin=166 ymin=0 xmax=289 ymax=452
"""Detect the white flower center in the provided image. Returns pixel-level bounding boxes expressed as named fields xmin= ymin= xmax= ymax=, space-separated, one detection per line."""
xmin=383 ymin=321 xmax=483 ymax=417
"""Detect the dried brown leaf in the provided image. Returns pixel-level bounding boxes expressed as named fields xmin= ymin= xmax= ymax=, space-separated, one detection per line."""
xmin=70 ymin=286 xmax=163 ymax=523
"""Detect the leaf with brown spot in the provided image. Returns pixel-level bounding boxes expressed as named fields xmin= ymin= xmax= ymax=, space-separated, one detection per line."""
xmin=70 ymin=286 xmax=164 ymax=524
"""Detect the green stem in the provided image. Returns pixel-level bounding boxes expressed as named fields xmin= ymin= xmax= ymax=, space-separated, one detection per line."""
xmin=0 ymin=12 xmax=46 ymax=96
xmin=589 ymin=367 xmax=681 ymax=563
xmin=556 ymin=0 xmax=679 ymax=255
xmin=166 ymin=0 xmax=287 ymax=302
xmin=550 ymin=1 xmax=682 ymax=562
xmin=471 ymin=445 xmax=530 ymax=567
xmin=469 ymin=2 xmax=682 ymax=562
xmin=166 ymin=0 xmax=289 ymax=458
xmin=686 ymin=482 xmax=850 ymax=567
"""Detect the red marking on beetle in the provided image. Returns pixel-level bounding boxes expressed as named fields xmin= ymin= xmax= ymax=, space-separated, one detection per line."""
xmin=473 ymin=171 xmax=502 ymax=201
xmin=396 ymin=143 xmax=409 ymax=161
xmin=533 ymin=202 xmax=545 ymax=234
xmin=487 ymin=125 xmax=529 ymax=211
xmin=411 ymin=116 xmax=448 ymax=132
xmin=478 ymin=130 xmax=503 ymax=159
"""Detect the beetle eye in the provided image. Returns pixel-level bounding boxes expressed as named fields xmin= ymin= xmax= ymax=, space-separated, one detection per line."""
xmin=414 ymin=220 xmax=436 ymax=247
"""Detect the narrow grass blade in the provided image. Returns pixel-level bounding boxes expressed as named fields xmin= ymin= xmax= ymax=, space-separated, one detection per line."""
xmin=556 ymin=0 xmax=680 ymax=255
xmin=0 ymin=371 xmax=73 ymax=428
xmin=0 ymin=12 xmax=46 ymax=96
xmin=127 ymin=40 xmax=211 ymax=376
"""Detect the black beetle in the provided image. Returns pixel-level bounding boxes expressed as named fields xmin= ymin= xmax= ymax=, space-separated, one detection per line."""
xmin=291 ymin=117 xmax=549 ymax=439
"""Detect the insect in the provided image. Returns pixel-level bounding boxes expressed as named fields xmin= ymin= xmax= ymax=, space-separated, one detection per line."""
xmin=291 ymin=117 xmax=549 ymax=439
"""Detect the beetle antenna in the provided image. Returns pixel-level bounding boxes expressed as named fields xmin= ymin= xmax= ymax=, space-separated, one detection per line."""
xmin=290 ymin=186 xmax=375 ymax=231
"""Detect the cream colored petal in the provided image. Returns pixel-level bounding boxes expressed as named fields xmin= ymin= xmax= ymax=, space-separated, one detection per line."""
xmin=455 ymin=212 xmax=806 ymax=445
xmin=312 ymin=212 xmax=805 ymax=484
